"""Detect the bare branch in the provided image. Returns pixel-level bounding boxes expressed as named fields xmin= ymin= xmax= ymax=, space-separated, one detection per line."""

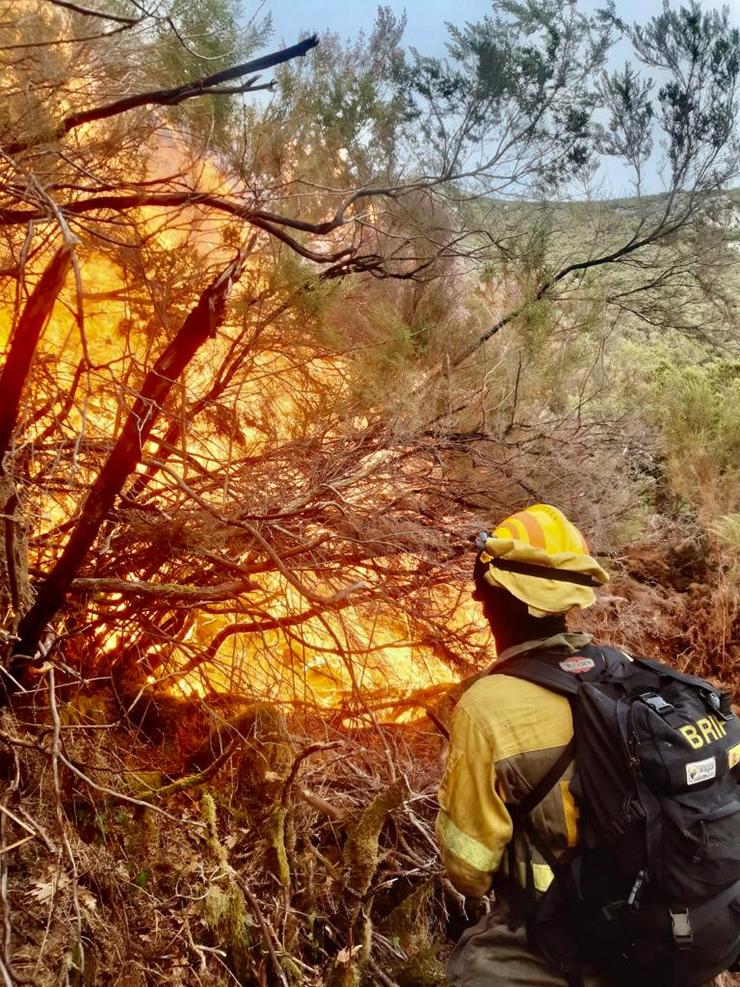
xmin=43 ymin=0 xmax=141 ymax=25
xmin=0 ymin=247 xmax=72 ymax=462
xmin=67 ymin=576 xmax=258 ymax=601
xmin=14 ymin=246 xmax=252 ymax=660
xmin=3 ymin=36 xmax=319 ymax=155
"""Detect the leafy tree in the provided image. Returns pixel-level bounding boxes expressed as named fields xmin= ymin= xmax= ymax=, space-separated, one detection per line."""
xmin=386 ymin=2 xmax=735 ymax=354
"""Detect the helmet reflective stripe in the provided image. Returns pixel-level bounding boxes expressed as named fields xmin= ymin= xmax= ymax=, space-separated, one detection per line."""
xmin=494 ymin=504 xmax=588 ymax=558
xmin=481 ymin=504 xmax=606 ymax=615
xmin=497 ymin=514 xmax=546 ymax=548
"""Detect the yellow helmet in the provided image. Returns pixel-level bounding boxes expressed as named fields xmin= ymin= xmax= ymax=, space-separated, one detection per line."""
xmin=476 ymin=504 xmax=609 ymax=616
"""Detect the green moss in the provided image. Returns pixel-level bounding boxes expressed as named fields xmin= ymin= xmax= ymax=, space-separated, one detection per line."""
xmin=127 ymin=770 xmax=165 ymax=793
xmin=391 ymin=948 xmax=446 ymax=987
xmin=325 ymin=962 xmax=362 ymax=987
xmin=280 ymin=954 xmax=303 ymax=985
xmin=383 ymin=882 xmax=433 ymax=954
xmin=235 ymin=703 xmax=293 ymax=806
xmin=223 ymin=883 xmax=251 ymax=983
xmin=200 ymin=793 xmax=251 ymax=981
xmin=336 ymin=777 xmax=411 ymax=975
xmin=265 ymin=805 xmax=291 ymax=888
xmin=203 ymin=885 xmax=229 ymax=927
xmin=380 ymin=882 xmax=446 ymax=986
xmin=229 ymin=703 xmax=299 ymax=888
xmin=343 ymin=777 xmax=409 ymax=897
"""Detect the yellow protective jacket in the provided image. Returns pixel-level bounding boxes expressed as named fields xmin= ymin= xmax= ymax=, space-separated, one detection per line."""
xmin=437 ymin=633 xmax=590 ymax=899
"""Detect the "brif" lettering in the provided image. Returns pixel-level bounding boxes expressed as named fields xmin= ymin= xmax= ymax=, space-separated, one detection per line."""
xmin=679 ymin=715 xmax=727 ymax=750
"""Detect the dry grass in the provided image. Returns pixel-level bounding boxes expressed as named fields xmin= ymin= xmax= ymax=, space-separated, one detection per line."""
xmin=0 ymin=692 xmax=451 ymax=987
xmin=579 ymin=519 xmax=739 ymax=689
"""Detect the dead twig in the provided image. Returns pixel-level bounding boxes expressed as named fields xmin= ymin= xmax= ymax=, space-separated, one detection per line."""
xmin=135 ymin=738 xmax=241 ymax=799
xmin=0 ymin=835 xmax=33 ymax=856
xmin=281 ymin=741 xmax=343 ymax=807
xmin=295 ymin=786 xmax=345 ymax=822
xmin=232 ymin=871 xmax=290 ymax=987
xmin=0 ymin=727 xmax=205 ymax=827
xmin=0 ymin=803 xmax=34 ymax=836
xmin=47 ymin=668 xmax=84 ymax=978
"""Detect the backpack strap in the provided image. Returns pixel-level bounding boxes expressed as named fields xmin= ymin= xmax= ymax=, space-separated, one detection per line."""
xmin=514 ymin=738 xmax=577 ymax=819
xmin=690 ymin=878 xmax=740 ymax=931
xmin=509 ymin=742 xmax=577 ymax=896
xmin=492 ymin=653 xmax=581 ymax=826
xmin=492 ymin=655 xmax=581 ymax=699
xmin=633 ymin=656 xmax=713 ymax=692
xmin=500 ymin=659 xmax=579 ymax=866
xmin=497 ymin=741 xmax=578 ymax=956
xmin=492 ymin=655 xmax=585 ymax=986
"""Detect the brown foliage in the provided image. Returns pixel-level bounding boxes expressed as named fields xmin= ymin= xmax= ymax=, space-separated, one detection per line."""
xmin=0 ymin=681 xmax=448 ymax=986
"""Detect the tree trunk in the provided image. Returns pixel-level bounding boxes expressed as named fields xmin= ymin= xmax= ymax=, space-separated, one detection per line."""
xmin=0 ymin=247 xmax=72 ymax=462
xmin=14 ymin=251 xmax=249 ymax=661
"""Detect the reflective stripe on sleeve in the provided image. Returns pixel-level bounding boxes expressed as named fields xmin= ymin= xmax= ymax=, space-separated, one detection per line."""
xmin=516 ymin=859 xmax=554 ymax=893
xmin=437 ymin=811 xmax=501 ymax=873
xmin=532 ymin=862 xmax=554 ymax=892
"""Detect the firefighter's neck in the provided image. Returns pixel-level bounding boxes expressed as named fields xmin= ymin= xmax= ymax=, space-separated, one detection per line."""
xmin=490 ymin=613 xmax=568 ymax=655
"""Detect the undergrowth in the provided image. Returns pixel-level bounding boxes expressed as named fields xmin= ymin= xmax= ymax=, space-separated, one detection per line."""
xmin=0 ymin=695 xmax=454 ymax=986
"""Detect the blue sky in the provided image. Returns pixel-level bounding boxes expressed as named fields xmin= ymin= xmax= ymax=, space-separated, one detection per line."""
xmin=267 ymin=0 xmax=740 ymax=51
xmin=262 ymin=1 xmax=740 ymax=195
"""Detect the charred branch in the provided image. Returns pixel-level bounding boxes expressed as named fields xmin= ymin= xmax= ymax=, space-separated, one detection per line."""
xmin=14 ymin=247 xmax=251 ymax=661
xmin=67 ymin=576 xmax=258 ymax=601
xmin=0 ymin=247 xmax=72 ymax=463
xmin=3 ymin=37 xmax=319 ymax=156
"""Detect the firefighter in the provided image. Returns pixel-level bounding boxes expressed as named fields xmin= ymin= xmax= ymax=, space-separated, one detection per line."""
xmin=437 ymin=504 xmax=610 ymax=986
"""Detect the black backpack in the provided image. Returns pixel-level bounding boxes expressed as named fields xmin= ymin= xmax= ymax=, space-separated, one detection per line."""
xmin=491 ymin=643 xmax=740 ymax=987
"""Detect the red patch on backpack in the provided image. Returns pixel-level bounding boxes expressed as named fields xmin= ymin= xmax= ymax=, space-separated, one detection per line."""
xmin=559 ymin=657 xmax=595 ymax=674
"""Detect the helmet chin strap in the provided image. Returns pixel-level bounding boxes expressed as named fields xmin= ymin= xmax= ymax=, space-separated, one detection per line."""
xmin=486 ymin=557 xmax=603 ymax=588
